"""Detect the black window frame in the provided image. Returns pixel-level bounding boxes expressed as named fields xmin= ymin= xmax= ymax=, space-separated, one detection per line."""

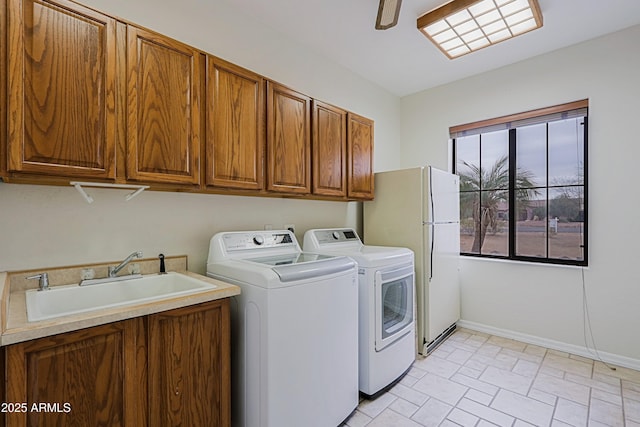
xmin=452 ymin=100 xmax=588 ymax=266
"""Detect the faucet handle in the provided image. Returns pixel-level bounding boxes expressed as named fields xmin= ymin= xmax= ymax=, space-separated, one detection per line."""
xmin=27 ymin=273 xmax=50 ymax=291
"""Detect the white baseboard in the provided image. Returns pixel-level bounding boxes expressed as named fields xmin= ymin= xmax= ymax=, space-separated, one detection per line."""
xmin=457 ymin=320 xmax=640 ymax=372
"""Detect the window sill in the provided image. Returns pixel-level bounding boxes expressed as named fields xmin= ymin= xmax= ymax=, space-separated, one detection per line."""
xmin=460 ymin=253 xmax=588 ymax=269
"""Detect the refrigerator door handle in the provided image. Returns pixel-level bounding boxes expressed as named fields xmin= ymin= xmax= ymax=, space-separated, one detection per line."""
xmin=428 ymin=166 xmax=436 ymax=283
xmin=429 ymin=222 xmax=435 ymax=282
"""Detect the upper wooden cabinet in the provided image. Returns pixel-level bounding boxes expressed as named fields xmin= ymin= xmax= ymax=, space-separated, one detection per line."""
xmin=126 ymin=25 xmax=201 ymax=185
xmin=312 ymin=101 xmax=347 ymax=197
xmin=266 ymin=82 xmax=311 ymax=194
xmin=347 ymin=113 xmax=375 ymax=200
xmin=6 ymin=0 xmax=117 ymax=179
xmin=206 ymin=57 xmax=265 ymax=190
xmin=2 ymin=0 xmax=374 ymax=200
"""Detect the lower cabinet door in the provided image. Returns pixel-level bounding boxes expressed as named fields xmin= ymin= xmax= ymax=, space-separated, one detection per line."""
xmin=4 ymin=319 xmax=145 ymax=427
xmin=147 ymin=299 xmax=231 ymax=427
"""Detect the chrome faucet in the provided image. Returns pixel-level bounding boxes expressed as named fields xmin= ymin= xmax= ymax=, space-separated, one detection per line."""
xmin=108 ymin=251 xmax=143 ymax=277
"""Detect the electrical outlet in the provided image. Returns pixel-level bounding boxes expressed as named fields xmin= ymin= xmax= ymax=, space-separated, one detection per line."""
xmin=284 ymin=224 xmax=295 ymax=233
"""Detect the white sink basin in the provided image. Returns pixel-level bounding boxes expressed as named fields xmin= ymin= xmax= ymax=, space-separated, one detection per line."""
xmin=26 ymin=272 xmax=217 ymax=322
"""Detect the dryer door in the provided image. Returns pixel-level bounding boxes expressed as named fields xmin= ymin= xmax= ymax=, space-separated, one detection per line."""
xmin=374 ymin=264 xmax=415 ymax=351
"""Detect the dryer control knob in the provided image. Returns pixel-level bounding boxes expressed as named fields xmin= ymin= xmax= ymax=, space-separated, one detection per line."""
xmin=253 ymin=235 xmax=264 ymax=245
xmin=332 ymin=231 xmax=340 ymax=240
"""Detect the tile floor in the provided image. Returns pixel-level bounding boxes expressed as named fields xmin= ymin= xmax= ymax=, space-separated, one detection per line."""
xmin=344 ymin=328 xmax=640 ymax=427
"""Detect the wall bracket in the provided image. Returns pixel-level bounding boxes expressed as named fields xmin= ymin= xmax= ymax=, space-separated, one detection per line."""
xmin=70 ymin=181 xmax=150 ymax=204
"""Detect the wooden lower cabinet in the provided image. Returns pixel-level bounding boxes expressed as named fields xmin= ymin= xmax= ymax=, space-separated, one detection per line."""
xmin=2 ymin=299 xmax=230 ymax=427
xmin=0 ymin=346 xmax=5 ymax=427
xmin=4 ymin=318 xmax=145 ymax=427
xmin=147 ymin=300 xmax=230 ymax=427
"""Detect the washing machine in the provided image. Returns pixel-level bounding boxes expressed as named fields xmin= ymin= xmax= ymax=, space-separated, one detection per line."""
xmin=206 ymin=230 xmax=359 ymax=427
xmin=303 ymin=228 xmax=415 ymax=398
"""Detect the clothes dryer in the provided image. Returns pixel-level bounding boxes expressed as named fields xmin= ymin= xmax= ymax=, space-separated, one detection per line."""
xmin=303 ymin=228 xmax=415 ymax=397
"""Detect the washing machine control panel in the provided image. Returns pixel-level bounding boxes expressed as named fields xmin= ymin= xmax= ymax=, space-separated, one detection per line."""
xmin=312 ymin=229 xmax=361 ymax=245
xmin=222 ymin=231 xmax=296 ymax=251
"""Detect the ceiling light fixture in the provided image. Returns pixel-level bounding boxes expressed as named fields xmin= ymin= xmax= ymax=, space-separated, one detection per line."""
xmin=417 ymin=0 xmax=543 ymax=59
xmin=376 ymin=0 xmax=403 ymax=30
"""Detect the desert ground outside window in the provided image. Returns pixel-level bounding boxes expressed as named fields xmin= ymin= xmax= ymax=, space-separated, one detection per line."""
xmin=452 ymin=100 xmax=588 ymax=266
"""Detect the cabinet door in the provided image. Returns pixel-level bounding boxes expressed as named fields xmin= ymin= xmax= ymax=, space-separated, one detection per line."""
xmin=148 ymin=299 xmax=231 ymax=427
xmin=206 ymin=57 xmax=264 ymax=190
xmin=347 ymin=113 xmax=375 ymax=200
xmin=1 ymin=0 xmax=7 ymax=179
xmin=127 ymin=26 xmax=201 ymax=185
xmin=7 ymin=0 xmax=117 ymax=178
xmin=0 ymin=346 xmax=5 ymax=427
xmin=4 ymin=319 xmax=145 ymax=427
xmin=266 ymin=82 xmax=311 ymax=194
xmin=312 ymin=101 xmax=347 ymax=197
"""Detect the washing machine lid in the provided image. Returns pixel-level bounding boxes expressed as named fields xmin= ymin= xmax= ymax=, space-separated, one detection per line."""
xmin=243 ymin=253 xmax=355 ymax=282
xmin=324 ymin=245 xmax=413 ymax=268
xmin=245 ymin=252 xmax=333 ymax=266
xmin=208 ymin=254 xmax=355 ymax=286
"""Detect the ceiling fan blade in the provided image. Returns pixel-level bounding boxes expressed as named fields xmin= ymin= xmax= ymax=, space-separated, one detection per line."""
xmin=375 ymin=0 xmax=402 ymax=30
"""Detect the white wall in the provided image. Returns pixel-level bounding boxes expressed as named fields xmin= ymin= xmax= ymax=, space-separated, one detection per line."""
xmin=400 ymin=25 xmax=640 ymax=364
xmin=0 ymin=184 xmax=360 ymax=274
xmin=0 ymin=0 xmax=401 ymax=273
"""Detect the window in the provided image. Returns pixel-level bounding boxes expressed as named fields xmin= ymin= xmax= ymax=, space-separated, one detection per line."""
xmin=453 ymin=100 xmax=588 ymax=266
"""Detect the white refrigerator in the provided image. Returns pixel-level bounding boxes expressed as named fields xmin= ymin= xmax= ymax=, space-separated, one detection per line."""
xmin=363 ymin=166 xmax=460 ymax=355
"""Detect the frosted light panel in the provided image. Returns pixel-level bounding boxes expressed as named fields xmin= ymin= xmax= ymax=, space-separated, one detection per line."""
xmin=417 ymin=0 xmax=543 ymax=59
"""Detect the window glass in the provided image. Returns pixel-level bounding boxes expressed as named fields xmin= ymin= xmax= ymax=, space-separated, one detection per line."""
xmin=460 ymin=191 xmax=479 ymax=254
xmin=458 ymin=134 xmax=481 ymax=255
xmin=548 ymin=186 xmax=585 ymax=261
xmin=456 ymin=134 xmax=480 ymax=185
xmin=549 ymin=118 xmax=585 ymax=186
xmin=480 ymin=190 xmax=509 ymax=256
xmin=481 ymin=130 xmax=509 ymax=190
xmin=516 ymin=123 xmax=546 ymax=188
xmin=457 ymin=130 xmax=509 ymax=256
xmin=382 ymin=280 xmax=409 ymax=338
xmin=452 ymin=102 xmax=588 ymax=266
xmin=515 ymin=192 xmax=547 ymax=258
